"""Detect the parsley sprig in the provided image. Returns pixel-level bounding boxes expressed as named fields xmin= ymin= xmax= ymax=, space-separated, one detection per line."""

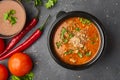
xmin=25 ymin=0 xmax=58 ymax=9
xmin=10 ymin=72 xmax=34 ymax=80
xmin=45 ymin=0 xmax=58 ymax=9
xmin=4 ymin=9 xmax=17 ymax=25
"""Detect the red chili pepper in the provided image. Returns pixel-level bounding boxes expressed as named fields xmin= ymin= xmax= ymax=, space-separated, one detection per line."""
xmin=0 ymin=18 xmax=38 ymax=57
xmin=0 ymin=15 xmax=50 ymax=60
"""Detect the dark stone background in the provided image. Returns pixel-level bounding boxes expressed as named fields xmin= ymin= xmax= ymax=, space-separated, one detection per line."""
xmin=1 ymin=0 xmax=120 ymax=80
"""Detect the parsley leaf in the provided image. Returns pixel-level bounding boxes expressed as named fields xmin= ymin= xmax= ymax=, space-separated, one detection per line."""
xmin=60 ymin=27 xmax=67 ymax=40
xmin=45 ymin=0 xmax=58 ymax=9
xmin=56 ymin=41 xmax=62 ymax=48
xmin=10 ymin=72 xmax=34 ymax=80
xmin=64 ymin=49 xmax=73 ymax=54
xmin=63 ymin=38 xmax=68 ymax=43
xmin=25 ymin=0 xmax=57 ymax=9
xmin=10 ymin=75 xmax=20 ymax=80
xmin=4 ymin=9 xmax=17 ymax=25
xmin=78 ymin=52 xmax=83 ymax=58
xmin=69 ymin=32 xmax=74 ymax=39
xmin=79 ymin=17 xmax=91 ymax=25
xmin=75 ymin=27 xmax=80 ymax=31
xmin=34 ymin=0 xmax=42 ymax=6
xmin=4 ymin=13 xmax=9 ymax=20
xmin=86 ymin=51 xmax=92 ymax=56
xmin=60 ymin=27 xmax=69 ymax=43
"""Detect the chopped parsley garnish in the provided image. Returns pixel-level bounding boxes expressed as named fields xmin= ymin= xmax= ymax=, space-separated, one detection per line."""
xmin=69 ymin=33 xmax=74 ymax=39
xmin=91 ymin=40 xmax=95 ymax=44
xmin=90 ymin=36 xmax=98 ymax=44
xmin=61 ymin=27 xmax=66 ymax=36
xmin=86 ymin=51 xmax=92 ymax=56
xmin=56 ymin=41 xmax=62 ymax=48
xmin=4 ymin=9 xmax=17 ymax=25
xmin=78 ymin=52 xmax=83 ymax=58
xmin=60 ymin=27 xmax=68 ymax=43
xmin=75 ymin=27 xmax=80 ymax=31
xmin=63 ymin=38 xmax=68 ymax=43
xmin=79 ymin=18 xmax=91 ymax=25
xmin=61 ymin=27 xmax=67 ymax=39
xmin=64 ymin=49 xmax=73 ymax=54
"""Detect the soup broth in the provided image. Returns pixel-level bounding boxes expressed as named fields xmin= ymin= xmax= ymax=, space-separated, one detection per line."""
xmin=54 ymin=17 xmax=101 ymax=65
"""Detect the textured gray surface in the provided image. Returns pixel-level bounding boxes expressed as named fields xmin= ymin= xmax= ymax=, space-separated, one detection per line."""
xmin=1 ymin=0 xmax=120 ymax=80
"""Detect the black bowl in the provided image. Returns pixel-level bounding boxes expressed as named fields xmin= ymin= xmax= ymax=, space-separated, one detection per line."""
xmin=48 ymin=11 xmax=105 ymax=70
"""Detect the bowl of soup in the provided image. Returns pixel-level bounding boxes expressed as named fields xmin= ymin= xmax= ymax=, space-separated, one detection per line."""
xmin=0 ymin=0 xmax=26 ymax=39
xmin=48 ymin=11 xmax=105 ymax=70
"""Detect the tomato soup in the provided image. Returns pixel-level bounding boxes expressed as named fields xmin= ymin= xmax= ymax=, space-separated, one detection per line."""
xmin=0 ymin=0 xmax=26 ymax=36
xmin=53 ymin=17 xmax=101 ymax=65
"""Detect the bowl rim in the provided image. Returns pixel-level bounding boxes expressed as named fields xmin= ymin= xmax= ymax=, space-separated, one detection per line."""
xmin=47 ymin=11 xmax=105 ymax=70
xmin=0 ymin=0 xmax=26 ymax=39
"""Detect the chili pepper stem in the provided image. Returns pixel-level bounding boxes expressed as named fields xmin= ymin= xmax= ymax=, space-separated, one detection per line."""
xmin=39 ymin=15 xmax=50 ymax=31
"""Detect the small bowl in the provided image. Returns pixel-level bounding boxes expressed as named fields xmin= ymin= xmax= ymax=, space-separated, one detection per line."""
xmin=0 ymin=0 xmax=26 ymax=39
xmin=48 ymin=11 xmax=105 ymax=70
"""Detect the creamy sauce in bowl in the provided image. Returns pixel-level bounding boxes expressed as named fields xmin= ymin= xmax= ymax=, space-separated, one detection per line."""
xmin=0 ymin=0 xmax=26 ymax=37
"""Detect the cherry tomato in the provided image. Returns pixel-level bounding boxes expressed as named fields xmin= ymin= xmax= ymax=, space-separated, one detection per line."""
xmin=0 ymin=38 xmax=5 ymax=54
xmin=0 ymin=64 xmax=9 ymax=80
xmin=8 ymin=52 xmax=33 ymax=77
